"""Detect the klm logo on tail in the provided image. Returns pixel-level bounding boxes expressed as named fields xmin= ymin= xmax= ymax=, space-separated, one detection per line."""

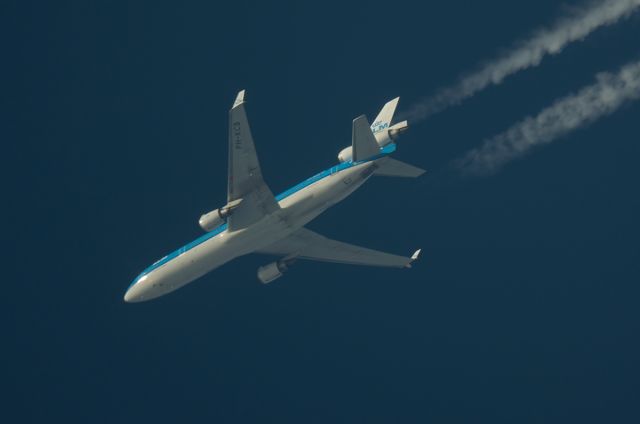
xmin=371 ymin=121 xmax=389 ymax=134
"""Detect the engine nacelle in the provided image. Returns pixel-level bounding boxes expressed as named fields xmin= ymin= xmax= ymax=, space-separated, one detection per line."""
xmin=338 ymin=146 xmax=353 ymax=163
xmin=374 ymin=120 xmax=409 ymax=147
xmin=198 ymin=199 xmax=243 ymax=232
xmin=198 ymin=208 xmax=228 ymax=232
xmin=257 ymin=261 xmax=288 ymax=284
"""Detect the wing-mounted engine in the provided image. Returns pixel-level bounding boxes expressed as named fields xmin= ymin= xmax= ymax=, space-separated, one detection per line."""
xmin=257 ymin=257 xmax=296 ymax=284
xmin=198 ymin=199 xmax=243 ymax=231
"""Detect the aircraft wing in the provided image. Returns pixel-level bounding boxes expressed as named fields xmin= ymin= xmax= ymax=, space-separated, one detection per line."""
xmin=227 ymin=90 xmax=279 ymax=230
xmin=257 ymin=227 xmax=420 ymax=268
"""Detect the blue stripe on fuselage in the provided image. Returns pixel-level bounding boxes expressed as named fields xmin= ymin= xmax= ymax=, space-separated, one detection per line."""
xmin=129 ymin=143 xmax=396 ymax=287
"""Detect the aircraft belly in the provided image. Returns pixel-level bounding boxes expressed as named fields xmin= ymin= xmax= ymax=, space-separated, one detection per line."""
xmin=279 ymin=162 xmax=375 ymax=227
xmin=133 ymin=215 xmax=292 ymax=301
xmin=126 ymin=92 xmax=415 ymax=303
xmin=132 ymin=237 xmax=230 ymax=301
xmin=128 ymin=163 xmax=379 ymax=302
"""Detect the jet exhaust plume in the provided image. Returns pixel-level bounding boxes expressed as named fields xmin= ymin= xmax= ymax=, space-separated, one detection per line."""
xmin=453 ymin=60 xmax=640 ymax=176
xmin=404 ymin=0 xmax=640 ymax=122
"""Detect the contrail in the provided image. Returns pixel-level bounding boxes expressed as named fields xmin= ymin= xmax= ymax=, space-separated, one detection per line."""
xmin=453 ymin=59 xmax=640 ymax=176
xmin=403 ymin=0 xmax=640 ymax=122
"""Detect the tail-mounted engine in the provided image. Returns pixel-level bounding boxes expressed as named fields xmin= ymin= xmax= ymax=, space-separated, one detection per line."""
xmin=374 ymin=120 xmax=408 ymax=147
xmin=198 ymin=199 xmax=243 ymax=231
xmin=337 ymin=120 xmax=408 ymax=163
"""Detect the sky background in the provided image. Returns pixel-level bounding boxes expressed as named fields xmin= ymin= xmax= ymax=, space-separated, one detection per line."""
xmin=3 ymin=0 xmax=640 ymax=422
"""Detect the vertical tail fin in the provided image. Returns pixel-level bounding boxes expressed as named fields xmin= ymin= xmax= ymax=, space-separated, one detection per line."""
xmin=370 ymin=97 xmax=409 ymax=147
xmin=371 ymin=97 xmax=399 ymax=134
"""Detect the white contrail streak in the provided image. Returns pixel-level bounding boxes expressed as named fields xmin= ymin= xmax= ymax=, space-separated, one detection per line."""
xmin=404 ymin=0 xmax=640 ymax=122
xmin=453 ymin=60 xmax=640 ymax=176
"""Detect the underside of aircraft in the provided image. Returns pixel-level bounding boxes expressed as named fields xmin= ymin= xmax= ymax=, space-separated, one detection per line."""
xmin=125 ymin=91 xmax=424 ymax=301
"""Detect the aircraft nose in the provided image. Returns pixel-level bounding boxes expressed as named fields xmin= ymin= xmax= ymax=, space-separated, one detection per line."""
xmin=124 ymin=286 xmax=142 ymax=303
xmin=124 ymin=275 xmax=148 ymax=303
xmin=123 ymin=288 xmax=137 ymax=303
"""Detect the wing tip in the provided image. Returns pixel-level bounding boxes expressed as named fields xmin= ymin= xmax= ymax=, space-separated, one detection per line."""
xmin=233 ymin=89 xmax=246 ymax=108
xmin=406 ymin=248 xmax=422 ymax=268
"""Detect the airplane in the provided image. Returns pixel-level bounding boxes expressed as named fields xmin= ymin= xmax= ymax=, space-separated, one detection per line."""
xmin=124 ymin=91 xmax=425 ymax=303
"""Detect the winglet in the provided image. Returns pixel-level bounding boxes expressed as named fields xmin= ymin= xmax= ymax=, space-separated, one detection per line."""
xmin=411 ymin=249 xmax=421 ymax=261
xmin=406 ymin=249 xmax=422 ymax=268
xmin=233 ymin=90 xmax=246 ymax=108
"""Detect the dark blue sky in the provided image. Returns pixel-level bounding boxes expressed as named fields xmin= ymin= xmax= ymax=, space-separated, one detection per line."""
xmin=4 ymin=1 xmax=640 ymax=422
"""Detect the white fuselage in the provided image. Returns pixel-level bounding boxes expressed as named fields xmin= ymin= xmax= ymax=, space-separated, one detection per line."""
xmin=124 ymin=160 xmax=380 ymax=302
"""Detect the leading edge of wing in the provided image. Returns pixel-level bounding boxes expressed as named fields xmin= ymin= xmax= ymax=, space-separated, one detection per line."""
xmin=257 ymin=227 xmax=421 ymax=268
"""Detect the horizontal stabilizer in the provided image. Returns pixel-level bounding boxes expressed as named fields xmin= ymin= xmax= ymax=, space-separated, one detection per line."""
xmin=374 ymin=157 xmax=426 ymax=178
